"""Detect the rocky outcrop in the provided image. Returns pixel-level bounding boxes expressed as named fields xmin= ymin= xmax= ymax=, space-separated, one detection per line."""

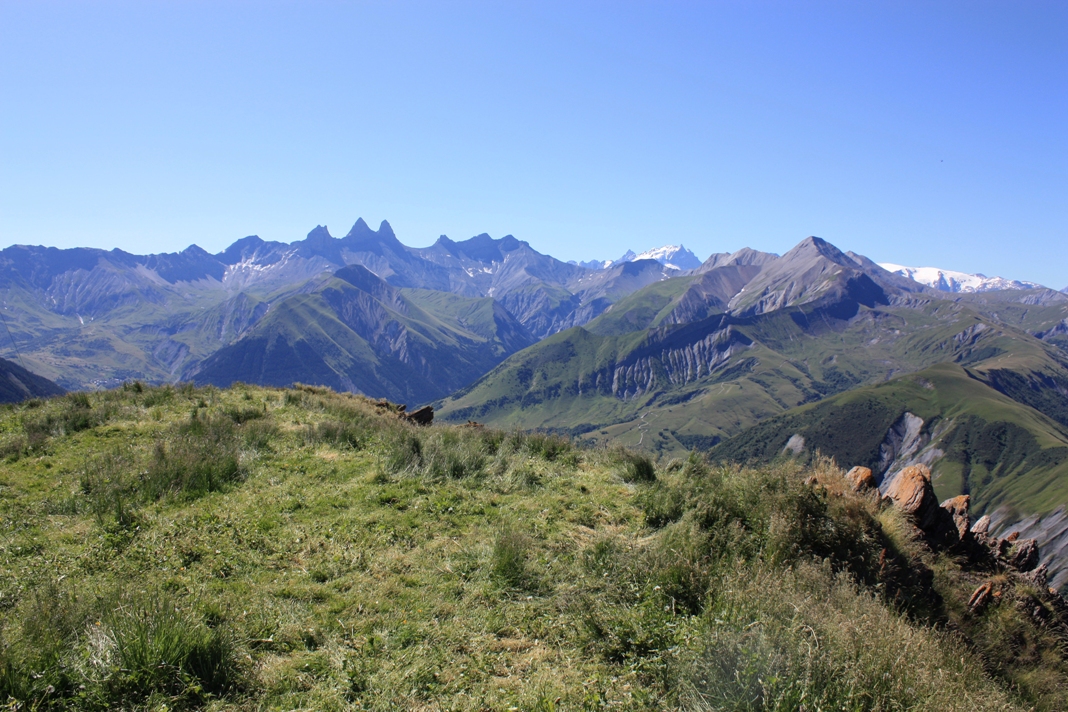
xmin=883 ymin=466 xmax=1053 ymax=581
xmin=988 ymin=507 xmax=1068 ymax=592
xmin=884 ymin=465 xmax=949 ymax=536
xmin=941 ymin=495 xmax=971 ymax=541
xmin=846 ymin=466 xmax=876 ymax=492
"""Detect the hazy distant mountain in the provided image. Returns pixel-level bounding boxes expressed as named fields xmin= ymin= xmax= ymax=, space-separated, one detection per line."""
xmin=0 ymin=357 xmax=64 ymax=403
xmin=880 ymin=263 xmax=1043 ymax=293
xmin=572 ymin=245 xmax=703 ymax=272
xmin=439 ymin=235 xmax=1063 ymax=452
xmin=0 ymin=220 xmax=651 ymax=388
xmin=189 ymin=265 xmax=534 ymax=404
xmin=697 ymin=247 xmax=780 ymax=272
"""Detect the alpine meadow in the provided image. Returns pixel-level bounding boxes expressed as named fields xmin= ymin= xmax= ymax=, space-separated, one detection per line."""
xmin=3 ymin=2 xmax=1067 ymax=710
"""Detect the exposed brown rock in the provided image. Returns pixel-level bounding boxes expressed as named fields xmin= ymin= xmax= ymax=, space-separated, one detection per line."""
xmin=845 ymin=466 xmax=875 ymax=492
xmin=969 ymin=581 xmax=993 ymax=613
xmin=1005 ymin=538 xmax=1040 ymax=572
xmin=940 ymin=494 xmax=971 ymax=541
xmin=885 ymin=464 xmax=945 ymax=533
xmin=404 ymin=405 xmax=434 ymax=426
xmin=885 ymin=465 xmax=931 ymax=513
xmin=1023 ymin=564 xmax=1050 ymax=589
xmin=971 ymin=515 xmax=991 ymax=536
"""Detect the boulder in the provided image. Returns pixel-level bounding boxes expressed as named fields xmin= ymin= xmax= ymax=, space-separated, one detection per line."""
xmin=968 ymin=581 xmax=993 ymax=613
xmin=971 ymin=515 xmax=991 ymax=536
xmin=845 ymin=466 xmax=876 ymax=492
xmin=885 ymin=464 xmax=943 ymax=532
xmin=1005 ymin=538 xmax=1040 ymax=572
xmin=404 ymin=405 xmax=434 ymax=426
xmin=885 ymin=464 xmax=966 ymax=548
xmin=940 ymin=494 xmax=971 ymax=541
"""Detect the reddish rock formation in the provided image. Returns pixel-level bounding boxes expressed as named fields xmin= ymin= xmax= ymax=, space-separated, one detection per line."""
xmin=846 ymin=466 xmax=875 ymax=492
xmin=941 ymin=494 xmax=971 ymax=541
xmin=885 ymin=464 xmax=947 ymax=535
xmin=1006 ymin=538 xmax=1040 ymax=572
xmin=969 ymin=581 xmax=993 ymax=612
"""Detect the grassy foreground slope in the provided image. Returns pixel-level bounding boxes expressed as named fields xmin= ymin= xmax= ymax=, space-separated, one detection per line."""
xmin=2 ymin=386 xmax=1068 ymax=710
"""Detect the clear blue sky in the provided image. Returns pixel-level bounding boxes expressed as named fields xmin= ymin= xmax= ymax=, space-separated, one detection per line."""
xmin=2 ymin=1 xmax=1065 ymax=287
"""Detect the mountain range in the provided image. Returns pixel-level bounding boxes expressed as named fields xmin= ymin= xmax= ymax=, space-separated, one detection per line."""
xmin=3 ymin=220 xmax=1068 ymax=580
xmin=433 ymin=235 xmax=1068 ymax=584
xmin=572 ymin=244 xmax=703 ymax=271
xmin=0 ymin=220 xmax=680 ymax=392
xmin=880 ymin=263 xmax=1043 ymax=293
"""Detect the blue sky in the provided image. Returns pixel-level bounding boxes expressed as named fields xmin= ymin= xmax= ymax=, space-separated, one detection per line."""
xmin=2 ymin=1 xmax=1065 ymax=287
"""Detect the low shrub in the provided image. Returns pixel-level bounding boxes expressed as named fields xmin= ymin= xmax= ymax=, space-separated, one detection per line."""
xmin=22 ymin=392 xmax=110 ymax=440
xmin=420 ymin=430 xmax=487 ymax=480
xmin=141 ymin=385 xmax=176 ymax=407
xmin=681 ymin=563 xmax=1023 ymax=712
xmin=617 ymin=449 xmax=656 ymax=483
xmin=80 ymin=449 xmax=139 ymax=527
xmin=242 ymin=418 xmax=280 ymax=450
xmin=0 ymin=583 xmax=89 ymax=706
xmin=379 ymin=427 xmax=424 ymax=474
xmin=304 ymin=419 xmax=365 ymax=449
xmin=224 ymin=404 xmax=266 ymax=424
xmin=96 ymin=594 xmax=241 ymax=707
xmin=490 ymin=527 xmax=538 ymax=592
xmin=143 ymin=412 xmax=243 ymax=500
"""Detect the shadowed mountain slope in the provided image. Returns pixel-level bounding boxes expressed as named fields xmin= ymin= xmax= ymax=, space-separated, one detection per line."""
xmin=0 ymin=357 xmax=64 ymax=403
xmin=189 ymin=265 xmax=534 ymax=404
xmin=0 ymin=221 xmax=674 ymax=388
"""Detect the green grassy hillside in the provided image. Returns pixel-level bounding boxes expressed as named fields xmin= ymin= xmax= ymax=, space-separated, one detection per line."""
xmin=3 ymin=386 xmax=1068 ymax=710
xmin=710 ymin=362 xmax=1068 ymax=516
xmin=191 ymin=270 xmax=534 ymax=405
xmin=439 ymin=288 xmax=1068 ymax=457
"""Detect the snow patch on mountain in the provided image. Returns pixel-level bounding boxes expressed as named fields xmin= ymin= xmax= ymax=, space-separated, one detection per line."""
xmin=879 ymin=263 xmax=1043 ymax=293
xmin=574 ymin=245 xmax=702 ymax=271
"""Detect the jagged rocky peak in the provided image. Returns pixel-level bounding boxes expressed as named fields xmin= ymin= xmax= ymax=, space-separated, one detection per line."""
xmin=217 ymin=235 xmax=267 ymax=264
xmin=180 ymin=244 xmax=211 ymax=257
xmin=346 ymin=217 xmax=371 ymax=236
xmin=699 ymin=247 xmax=780 ymax=271
xmin=785 ymin=235 xmax=855 ymax=265
xmin=306 ymin=224 xmax=333 ymax=241
xmin=427 ymin=233 xmax=528 ymax=264
xmin=341 ymin=218 xmax=401 ymax=244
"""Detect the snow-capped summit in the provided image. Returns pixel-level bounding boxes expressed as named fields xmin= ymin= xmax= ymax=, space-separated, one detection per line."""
xmin=575 ymin=245 xmax=702 ymax=271
xmin=630 ymin=245 xmax=703 ymax=271
xmin=879 ymin=263 xmax=1043 ymax=293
